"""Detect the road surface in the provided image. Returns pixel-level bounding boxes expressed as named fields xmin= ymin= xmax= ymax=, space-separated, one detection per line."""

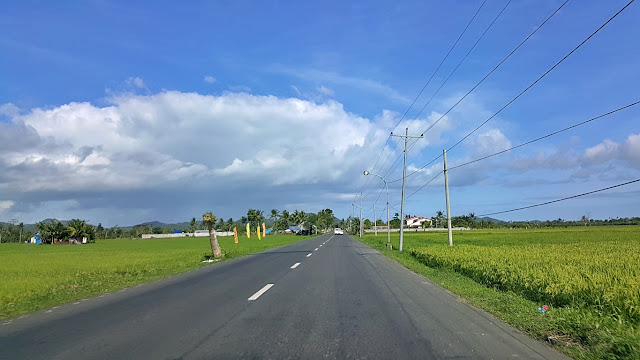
xmin=0 ymin=233 xmax=568 ymax=359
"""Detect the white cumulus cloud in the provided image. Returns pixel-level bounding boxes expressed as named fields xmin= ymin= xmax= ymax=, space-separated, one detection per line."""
xmin=0 ymin=92 xmax=393 ymax=222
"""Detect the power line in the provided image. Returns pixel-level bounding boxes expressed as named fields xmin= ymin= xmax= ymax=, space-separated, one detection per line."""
xmin=380 ymin=0 xmax=571 ymax=185
xmin=478 ymin=179 xmax=640 ymax=217
xmin=446 ymin=0 xmax=636 ymax=153
xmin=389 ymin=154 xmax=442 ymax=183
xmin=407 ymin=0 xmax=513 ymax=129
xmin=360 ymin=0 xmax=490 ymax=195
xmin=405 ymin=170 xmax=444 ymax=202
xmin=390 ymin=0 xmax=488 ymax=135
xmin=390 ymin=170 xmax=444 ymax=207
xmin=359 ymin=137 xmax=402 ymax=197
xmin=401 ymin=0 xmax=633 ymax=183
xmin=448 ymin=100 xmax=640 ymax=170
xmin=393 ymin=99 xmax=639 ymax=203
xmin=418 ymin=0 xmax=571 ymax=138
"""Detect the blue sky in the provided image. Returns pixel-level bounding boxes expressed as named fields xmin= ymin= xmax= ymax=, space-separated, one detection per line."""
xmin=1 ymin=0 xmax=639 ymax=226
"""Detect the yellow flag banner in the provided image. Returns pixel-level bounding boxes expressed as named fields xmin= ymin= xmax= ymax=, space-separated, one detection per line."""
xmin=257 ymin=225 xmax=261 ymax=240
xmin=262 ymin=223 xmax=266 ymax=237
xmin=246 ymin=223 xmax=250 ymax=238
xmin=233 ymin=227 xmax=238 ymax=244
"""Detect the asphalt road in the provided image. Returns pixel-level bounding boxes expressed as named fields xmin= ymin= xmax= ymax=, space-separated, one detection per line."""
xmin=0 ymin=234 xmax=569 ymax=360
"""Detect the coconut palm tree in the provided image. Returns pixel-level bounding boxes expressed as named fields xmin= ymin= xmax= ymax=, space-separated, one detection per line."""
xmin=36 ymin=220 xmax=70 ymax=244
xmin=67 ymin=219 xmax=89 ymax=242
xmin=270 ymin=209 xmax=279 ymax=223
xmin=247 ymin=209 xmax=265 ymax=230
xmin=203 ymin=212 xmax=222 ymax=258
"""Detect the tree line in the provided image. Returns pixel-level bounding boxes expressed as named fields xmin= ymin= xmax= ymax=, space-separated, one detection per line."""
xmin=346 ymin=211 xmax=640 ymax=231
xmin=0 ymin=219 xmax=96 ymax=244
xmin=0 ymin=207 xmax=341 ymax=243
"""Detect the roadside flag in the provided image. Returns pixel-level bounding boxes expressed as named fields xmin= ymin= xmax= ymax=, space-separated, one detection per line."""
xmin=246 ymin=223 xmax=250 ymax=238
xmin=262 ymin=223 xmax=266 ymax=237
xmin=257 ymin=225 xmax=261 ymax=240
xmin=233 ymin=227 xmax=238 ymax=243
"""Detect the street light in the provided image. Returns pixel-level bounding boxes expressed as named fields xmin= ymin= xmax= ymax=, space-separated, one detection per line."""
xmin=363 ymin=171 xmax=391 ymax=250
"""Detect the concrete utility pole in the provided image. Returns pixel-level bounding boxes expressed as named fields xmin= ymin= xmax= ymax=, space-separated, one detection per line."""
xmin=373 ymin=203 xmax=377 ymax=236
xmin=360 ymin=195 xmax=363 ymax=238
xmin=391 ymin=128 xmax=423 ymax=251
xmin=353 ymin=194 xmax=365 ymax=238
xmin=350 ymin=205 xmax=354 ymax=233
xmin=444 ymin=149 xmax=453 ymax=246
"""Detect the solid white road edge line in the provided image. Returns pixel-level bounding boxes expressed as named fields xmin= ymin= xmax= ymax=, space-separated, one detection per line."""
xmin=248 ymin=283 xmax=274 ymax=301
xmin=290 ymin=262 xmax=301 ymax=269
xmin=306 ymin=253 xmax=312 ymax=257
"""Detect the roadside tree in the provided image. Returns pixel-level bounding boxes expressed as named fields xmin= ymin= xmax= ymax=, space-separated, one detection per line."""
xmin=202 ymin=212 xmax=223 ymax=258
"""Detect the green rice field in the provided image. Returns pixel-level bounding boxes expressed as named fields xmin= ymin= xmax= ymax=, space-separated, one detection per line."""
xmin=0 ymin=234 xmax=312 ymax=320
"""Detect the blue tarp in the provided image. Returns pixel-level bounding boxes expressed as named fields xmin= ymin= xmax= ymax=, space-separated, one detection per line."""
xmin=32 ymin=233 xmax=42 ymax=244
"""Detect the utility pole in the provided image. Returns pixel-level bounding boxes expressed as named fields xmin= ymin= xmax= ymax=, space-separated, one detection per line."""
xmin=360 ymin=195 xmax=363 ymax=238
xmin=391 ymin=128 xmax=423 ymax=251
xmin=444 ymin=149 xmax=453 ymax=246
xmin=354 ymin=194 xmax=364 ymax=238
xmin=374 ymin=203 xmax=377 ymax=236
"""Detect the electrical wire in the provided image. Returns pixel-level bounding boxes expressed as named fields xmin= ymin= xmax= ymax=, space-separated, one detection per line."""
xmin=379 ymin=0 xmax=571 ymax=185
xmin=401 ymin=0 xmax=633 ymax=183
xmin=446 ymin=0 xmax=636 ymax=153
xmin=405 ymin=170 xmax=444 ymax=203
xmin=393 ymin=98 xmax=640 ymax=205
xmin=406 ymin=0 xmax=513 ymax=129
xmin=359 ymin=0 xmax=491 ymax=196
xmin=448 ymin=100 xmax=640 ymax=170
xmin=478 ymin=179 xmax=640 ymax=217
xmin=390 ymin=0 xmax=488 ymax=135
xmin=418 ymin=0 xmax=571 ymax=138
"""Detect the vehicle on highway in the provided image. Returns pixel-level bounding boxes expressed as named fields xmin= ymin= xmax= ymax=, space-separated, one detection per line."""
xmin=334 ymin=228 xmax=344 ymax=235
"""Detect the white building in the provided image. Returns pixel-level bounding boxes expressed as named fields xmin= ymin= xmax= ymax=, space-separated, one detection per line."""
xmin=405 ymin=216 xmax=432 ymax=228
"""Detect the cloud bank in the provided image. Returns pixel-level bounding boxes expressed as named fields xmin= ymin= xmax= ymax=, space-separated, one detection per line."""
xmin=0 ymin=91 xmax=393 ymax=224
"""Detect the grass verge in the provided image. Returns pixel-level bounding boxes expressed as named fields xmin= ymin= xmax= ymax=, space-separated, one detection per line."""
xmin=360 ymin=227 xmax=640 ymax=360
xmin=0 ymin=234 xmax=314 ymax=320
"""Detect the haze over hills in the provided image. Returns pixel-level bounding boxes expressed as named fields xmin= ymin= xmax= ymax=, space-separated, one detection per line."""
xmin=0 ymin=219 xmax=279 ymax=231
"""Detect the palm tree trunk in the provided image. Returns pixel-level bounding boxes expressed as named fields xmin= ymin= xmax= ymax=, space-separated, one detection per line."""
xmin=208 ymin=226 xmax=222 ymax=258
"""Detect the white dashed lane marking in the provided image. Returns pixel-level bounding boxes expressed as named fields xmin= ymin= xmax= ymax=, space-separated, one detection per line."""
xmin=248 ymin=284 xmax=274 ymax=301
xmin=290 ymin=262 xmax=301 ymax=269
xmin=306 ymin=253 xmax=312 ymax=257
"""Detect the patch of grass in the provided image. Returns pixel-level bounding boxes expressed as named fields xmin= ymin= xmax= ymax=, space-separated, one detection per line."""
xmin=0 ymin=234 xmax=313 ymax=319
xmin=360 ymin=226 xmax=640 ymax=359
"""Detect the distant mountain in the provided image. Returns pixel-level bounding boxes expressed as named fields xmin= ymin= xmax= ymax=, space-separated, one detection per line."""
xmin=476 ymin=216 xmax=506 ymax=224
xmin=126 ymin=221 xmax=191 ymax=230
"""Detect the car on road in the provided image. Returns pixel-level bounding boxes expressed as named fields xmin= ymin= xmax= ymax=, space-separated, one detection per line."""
xmin=334 ymin=228 xmax=344 ymax=235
